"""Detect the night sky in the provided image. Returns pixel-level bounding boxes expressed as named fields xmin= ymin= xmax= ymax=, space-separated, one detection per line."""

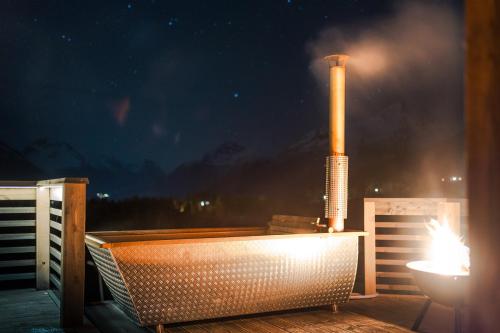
xmin=1 ymin=0 xmax=463 ymax=177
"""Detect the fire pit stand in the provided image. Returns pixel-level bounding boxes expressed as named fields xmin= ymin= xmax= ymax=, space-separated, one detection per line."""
xmin=412 ymin=298 xmax=463 ymax=333
xmin=411 ymin=298 xmax=432 ymax=331
xmin=407 ymin=260 xmax=468 ymax=333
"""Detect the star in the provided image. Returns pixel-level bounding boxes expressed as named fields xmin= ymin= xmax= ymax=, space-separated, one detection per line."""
xmin=127 ymin=3 xmax=132 ymax=9
xmin=61 ymin=34 xmax=72 ymax=43
xmin=233 ymin=92 xmax=240 ymax=98
xmin=168 ymin=17 xmax=178 ymax=27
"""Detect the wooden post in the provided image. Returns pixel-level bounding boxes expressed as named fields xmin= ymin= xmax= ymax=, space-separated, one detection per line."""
xmin=61 ymin=182 xmax=87 ymax=327
xmin=363 ymin=200 xmax=376 ymax=296
xmin=36 ymin=186 xmax=50 ymax=290
xmin=37 ymin=178 xmax=88 ymax=328
xmin=466 ymin=1 xmax=500 ymax=331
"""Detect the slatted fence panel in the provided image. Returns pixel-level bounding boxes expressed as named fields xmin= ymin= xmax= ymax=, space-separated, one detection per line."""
xmin=49 ymin=187 xmax=63 ymax=298
xmin=0 ymin=187 xmax=37 ymax=288
xmin=364 ymin=198 xmax=467 ymax=295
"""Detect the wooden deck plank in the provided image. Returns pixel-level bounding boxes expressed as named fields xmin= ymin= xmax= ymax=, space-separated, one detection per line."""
xmin=0 ymin=289 xmax=98 ymax=333
xmin=259 ymin=314 xmax=311 ymax=333
xmin=222 ymin=321 xmax=254 ymax=333
xmin=172 ymin=324 xmax=209 ymax=333
xmin=307 ymin=311 xmax=364 ymax=332
xmin=233 ymin=318 xmax=290 ymax=333
xmin=85 ymin=301 xmax=150 ymax=333
xmin=277 ymin=312 xmax=333 ymax=333
xmin=342 ymin=295 xmax=454 ymax=332
xmin=293 ymin=311 xmax=380 ymax=332
xmin=167 ymin=327 xmax=189 ymax=333
xmin=200 ymin=321 xmax=249 ymax=333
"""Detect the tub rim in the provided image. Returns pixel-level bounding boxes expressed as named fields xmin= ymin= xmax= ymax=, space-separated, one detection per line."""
xmin=85 ymin=227 xmax=366 ymax=249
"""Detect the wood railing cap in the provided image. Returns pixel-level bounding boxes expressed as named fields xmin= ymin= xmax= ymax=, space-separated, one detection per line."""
xmin=36 ymin=178 xmax=89 ymax=185
xmin=37 ymin=178 xmax=89 ymax=185
xmin=0 ymin=180 xmax=37 ymax=187
xmin=364 ymin=197 xmax=467 ymax=202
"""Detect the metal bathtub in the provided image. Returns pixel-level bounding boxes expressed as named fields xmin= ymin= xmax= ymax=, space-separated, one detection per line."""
xmin=85 ymin=227 xmax=364 ymax=328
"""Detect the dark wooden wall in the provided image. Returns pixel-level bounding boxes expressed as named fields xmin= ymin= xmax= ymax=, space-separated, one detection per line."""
xmin=466 ymin=1 xmax=500 ymax=331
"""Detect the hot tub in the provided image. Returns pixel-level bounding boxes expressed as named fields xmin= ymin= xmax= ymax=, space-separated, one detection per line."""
xmin=85 ymin=227 xmax=364 ymax=331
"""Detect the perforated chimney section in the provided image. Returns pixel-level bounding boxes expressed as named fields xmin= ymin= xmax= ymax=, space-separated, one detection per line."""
xmin=325 ymin=155 xmax=348 ymax=222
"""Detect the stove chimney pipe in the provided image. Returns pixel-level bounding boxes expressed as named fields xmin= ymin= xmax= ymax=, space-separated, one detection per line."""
xmin=324 ymin=54 xmax=349 ymax=232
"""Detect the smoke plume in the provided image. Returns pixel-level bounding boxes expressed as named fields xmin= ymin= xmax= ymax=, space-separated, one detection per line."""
xmin=308 ymin=2 xmax=464 ymax=196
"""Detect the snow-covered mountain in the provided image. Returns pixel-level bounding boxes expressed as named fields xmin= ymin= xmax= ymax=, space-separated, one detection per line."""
xmin=5 ymin=138 xmax=168 ymax=198
xmin=0 ymin=141 xmax=42 ymax=179
xmin=23 ymin=138 xmax=87 ymax=173
xmin=201 ymin=142 xmax=253 ymax=166
xmin=286 ymin=129 xmax=328 ymax=154
xmin=0 ymin=126 xmax=464 ymax=201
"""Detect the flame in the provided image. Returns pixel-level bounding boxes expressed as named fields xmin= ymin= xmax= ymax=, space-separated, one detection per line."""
xmin=426 ymin=219 xmax=470 ymax=276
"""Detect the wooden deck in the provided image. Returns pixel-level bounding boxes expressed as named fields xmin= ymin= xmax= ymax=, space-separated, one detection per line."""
xmin=0 ymin=289 xmax=98 ymax=333
xmin=0 ymin=289 xmax=457 ymax=333
xmin=167 ymin=308 xmax=414 ymax=333
xmin=85 ymin=301 xmax=415 ymax=333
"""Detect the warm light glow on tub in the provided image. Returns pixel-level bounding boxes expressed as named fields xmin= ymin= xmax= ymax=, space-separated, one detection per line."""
xmin=272 ymin=236 xmax=339 ymax=260
xmin=410 ymin=219 xmax=470 ymax=276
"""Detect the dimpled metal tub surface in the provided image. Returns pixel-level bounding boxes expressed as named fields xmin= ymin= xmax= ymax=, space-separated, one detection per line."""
xmin=86 ymin=229 xmax=362 ymax=327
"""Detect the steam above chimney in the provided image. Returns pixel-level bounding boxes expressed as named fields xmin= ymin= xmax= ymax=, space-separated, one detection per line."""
xmin=324 ymin=54 xmax=349 ymax=232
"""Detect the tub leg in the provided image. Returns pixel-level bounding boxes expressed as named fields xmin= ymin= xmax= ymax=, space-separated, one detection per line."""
xmin=155 ymin=323 xmax=165 ymax=333
xmin=331 ymin=304 xmax=339 ymax=313
xmin=412 ymin=298 xmax=432 ymax=331
xmin=454 ymin=306 xmax=462 ymax=333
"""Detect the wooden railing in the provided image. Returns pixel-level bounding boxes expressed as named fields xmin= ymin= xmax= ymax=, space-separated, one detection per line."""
xmin=0 ymin=181 xmax=37 ymax=284
xmin=363 ymin=198 xmax=468 ymax=295
xmin=0 ymin=178 xmax=88 ymax=327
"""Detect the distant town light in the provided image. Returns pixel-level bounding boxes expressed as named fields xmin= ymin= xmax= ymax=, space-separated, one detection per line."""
xmin=374 ymin=188 xmax=380 ymax=193
xmin=323 ymin=195 xmax=327 ymax=200
xmin=200 ymin=201 xmax=205 ymax=207
xmin=96 ymin=193 xmax=110 ymax=199
xmin=443 ymin=176 xmax=463 ymax=183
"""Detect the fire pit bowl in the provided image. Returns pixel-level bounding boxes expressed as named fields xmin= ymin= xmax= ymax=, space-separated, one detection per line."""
xmin=407 ymin=260 xmax=469 ymax=307
xmin=407 ymin=260 xmax=469 ymax=332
